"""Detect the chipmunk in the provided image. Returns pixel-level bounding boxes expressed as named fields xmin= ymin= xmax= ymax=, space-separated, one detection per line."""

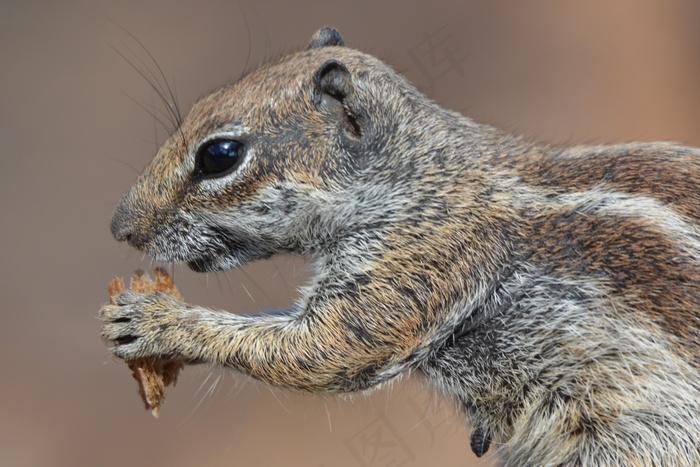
xmin=101 ymin=27 xmax=700 ymax=466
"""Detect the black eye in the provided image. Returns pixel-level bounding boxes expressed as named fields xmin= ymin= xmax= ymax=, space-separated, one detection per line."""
xmin=197 ymin=139 xmax=244 ymax=177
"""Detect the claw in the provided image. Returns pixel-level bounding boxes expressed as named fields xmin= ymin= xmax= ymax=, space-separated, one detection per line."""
xmin=101 ymin=321 xmax=136 ymax=341
xmin=110 ymin=341 xmax=143 ymax=360
xmin=114 ymin=290 xmax=146 ymax=306
xmin=98 ymin=287 xmax=179 ymax=362
xmin=100 ymin=303 xmax=136 ymax=321
xmin=470 ymin=425 xmax=492 ymax=457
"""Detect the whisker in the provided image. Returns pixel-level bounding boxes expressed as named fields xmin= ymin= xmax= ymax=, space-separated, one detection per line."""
xmin=239 ymin=266 xmax=274 ymax=307
xmin=152 ymin=93 xmax=159 ymax=151
xmin=107 ymin=18 xmax=190 ymax=154
xmin=109 ymin=44 xmax=179 ymax=134
xmin=194 ymin=366 xmax=218 ymax=399
xmin=179 ymin=366 xmax=222 ymax=429
xmin=104 ymin=155 xmax=141 ymax=176
xmin=234 ymin=1 xmax=252 ymax=79
xmin=267 ymin=386 xmax=291 ymax=413
xmin=121 ymin=90 xmax=176 ymax=137
xmin=213 ymin=270 xmax=225 ymax=299
xmin=107 ymin=20 xmax=182 ymax=124
xmin=271 ymin=257 xmax=291 ymax=299
xmin=220 ymin=270 xmax=237 ymax=298
xmin=239 ymin=281 xmax=256 ymax=305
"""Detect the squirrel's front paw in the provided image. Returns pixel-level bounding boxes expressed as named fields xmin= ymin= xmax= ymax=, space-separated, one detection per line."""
xmin=100 ymin=291 xmax=183 ymax=360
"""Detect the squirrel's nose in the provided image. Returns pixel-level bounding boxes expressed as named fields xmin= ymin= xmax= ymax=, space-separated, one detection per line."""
xmin=110 ymin=195 xmax=131 ymax=241
xmin=110 ymin=196 xmax=149 ymax=250
xmin=110 ymin=209 xmax=129 ymax=243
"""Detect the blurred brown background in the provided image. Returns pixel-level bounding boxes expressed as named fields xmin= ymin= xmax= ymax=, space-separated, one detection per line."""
xmin=1 ymin=1 xmax=699 ymax=466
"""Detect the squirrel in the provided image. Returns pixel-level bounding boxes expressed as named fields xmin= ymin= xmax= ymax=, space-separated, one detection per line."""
xmin=101 ymin=27 xmax=700 ymax=466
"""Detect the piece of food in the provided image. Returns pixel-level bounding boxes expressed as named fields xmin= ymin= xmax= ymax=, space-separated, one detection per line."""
xmin=108 ymin=268 xmax=185 ymax=417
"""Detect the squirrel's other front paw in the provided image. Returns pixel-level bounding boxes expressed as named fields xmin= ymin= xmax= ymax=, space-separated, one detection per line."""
xmin=100 ymin=291 xmax=182 ymax=360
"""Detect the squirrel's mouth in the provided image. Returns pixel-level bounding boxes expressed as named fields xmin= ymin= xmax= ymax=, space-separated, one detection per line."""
xmin=133 ymin=219 xmax=278 ymax=273
xmin=183 ymin=226 xmax=275 ymax=273
xmin=185 ymin=247 xmax=247 ymax=273
xmin=186 ymin=250 xmax=263 ymax=273
xmin=187 ymin=257 xmax=216 ymax=273
xmin=186 ymin=254 xmax=242 ymax=272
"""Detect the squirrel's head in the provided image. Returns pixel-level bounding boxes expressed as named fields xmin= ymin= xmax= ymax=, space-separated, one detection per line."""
xmin=111 ymin=27 xmax=420 ymax=272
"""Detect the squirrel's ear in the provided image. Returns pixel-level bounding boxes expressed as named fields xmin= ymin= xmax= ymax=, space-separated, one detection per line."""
xmin=312 ymin=59 xmax=353 ymax=106
xmin=313 ymin=60 xmax=362 ymax=139
xmin=307 ymin=27 xmax=344 ymax=49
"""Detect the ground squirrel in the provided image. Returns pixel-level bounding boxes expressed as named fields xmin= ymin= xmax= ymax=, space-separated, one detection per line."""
xmin=101 ymin=27 xmax=700 ymax=466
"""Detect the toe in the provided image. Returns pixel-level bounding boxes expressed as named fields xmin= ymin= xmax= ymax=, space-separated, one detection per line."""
xmin=101 ymin=321 xmax=136 ymax=341
xmin=99 ymin=303 xmax=137 ymax=322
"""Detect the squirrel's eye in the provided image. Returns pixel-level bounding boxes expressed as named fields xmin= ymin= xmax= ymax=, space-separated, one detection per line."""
xmin=196 ymin=139 xmax=243 ymax=177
